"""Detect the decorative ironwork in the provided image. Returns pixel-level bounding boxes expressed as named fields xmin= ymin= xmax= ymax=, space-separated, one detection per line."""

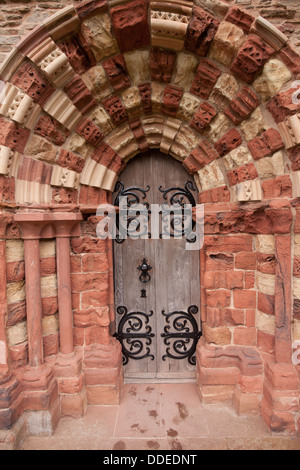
xmin=158 ymin=181 xmax=197 ymax=243
xmin=137 ymin=258 xmax=152 ymax=283
xmin=114 ymin=306 xmax=155 ymax=365
xmin=161 ymin=305 xmax=202 ymax=365
xmin=140 ymin=289 xmax=147 ymax=299
xmin=113 ymin=181 xmax=150 ymax=243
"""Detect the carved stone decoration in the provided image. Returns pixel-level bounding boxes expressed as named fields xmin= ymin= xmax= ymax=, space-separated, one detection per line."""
xmin=75 ymin=117 xmax=104 ymax=146
xmin=160 ymin=117 xmax=181 ymax=154
xmin=150 ymin=1 xmax=192 ymax=50
xmin=11 ymin=61 xmax=55 ymax=107
xmin=15 ymin=156 xmax=52 ymax=203
xmin=173 ymin=52 xmax=199 ymax=90
xmin=124 ymin=50 xmax=150 ymax=85
xmin=129 ymin=119 xmax=149 ymax=153
xmin=247 ymin=129 xmax=284 ymax=160
xmin=197 ymin=160 xmax=225 ymax=191
xmin=0 ymin=83 xmax=41 ymax=130
xmin=230 ymin=34 xmax=276 ymax=84
xmin=57 ymin=149 xmax=85 ymax=174
xmin=177 ymin=92 xmax=201 ymax=122
xmin=190 ymin=101 xmax=217 ymax=132
xmin=34 ymin=114 xmax=70 ymax=146
xmin=210 ymin=73 xmax=240 ymax=111
xmin=80 ymin=157 xmax=118 ymax=191
xmin=150 ymin=48 xmax=176 ymax=83
xmin=278 ymin=114 xmax=300 ymax=149
xmin=0 ymin=145 xmax=14 ymax=175
xmin=90 ymin=105 xmax=115 ymax=135
xmin=58 ymin=34 xmax=96 ymax=74
xmin=51 ymin=164 xmax=79 ymax=189
xmin=252 ymin=59 xmax=292 ymax=103
xmin=64 ymin=75 xmax=97 ymax=115
xmin=253 ymin=16 xmax=288 ymax=51
xmin=105 ymin=124 xmax=139 ymax=160
xmin=183 ymin=140 xmax=219 ymax=174
xmin=162 ymin=85 xmax=184 ymax=117
xmin=110 ymin=0 xmax=150 ymax=53
xmin=43 ymin=90 xmax=82 ymax=131
xmin=42 ymin=5 xmax=80 ymax=42
xmin=224 ymin=86 xmax=259 ymax=125
xmin=102 ymin=54 xmax=130 ymax=91
xmin=225 ymin=7 xmax=255 ymax=34
xmin=214 ymin=129 xmax=242 ymax=157
xmin=170 ymin=124 xmax=198 ymax=161
xmin=184 ymin=6 xmax=220 ymax=56
xmin=227 ymin=162 xmax=258 ymax=186
xmin=121 ymin=86 xmax=143 ymax=119
xmin=141 ymin=115 xmax=165 ymax=148
xmin=266 ymin=86 xmax=300 ymax=124
xmin=235 ymin=179 xmax=262 ymax=202
xmin=83 ymin=65 xmax=113 ymax=102
xmin=138 ymin=82 xmax=152 ymax=114
xmin=27 ymin=37 xmax=75 ymax=88
xmin=101 ymin=95 xmax=128 ymax=126
xmin=190 ymin=59 xmax=221 ymax=100
xmin=0 ymin=116 xmax=30 ymax=153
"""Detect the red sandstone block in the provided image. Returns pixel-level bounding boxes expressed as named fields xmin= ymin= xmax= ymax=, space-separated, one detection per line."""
xmin=57 ymin=149 xmax=85 ymax=173
xmin=206 ymin=290 xmax=231 ymax=308
xmin=7 ymin=301 xmax=26 ymax=327
xmin=262 ymin=176 xmax=292 ymax=199
xmin=52 ymin=187 xmax=78 ymax=205
xmin=70 ymin=255 xmax=82 ymax=274
xmin=190 ymin=102 xmax=217 ymax=132
xmin=58 ymin=34 xmax=96 ymax=74
xmin=11 ymin=61 xmax=55 ymax=106
xmin=190 ymin=59 xmax=221 ymax=99
xmin=81 ymin=290 xmax=108 ymax=309
xmin=129 ymin=119 xmax=149 ymax=153
xmin=224 ymin=87 xmax=259 ymax=125
xmin=288 ymin=145 xmax=300 ymax=171
xmin=235 ymin=252 xmax=256 ymax=270
xmin=244 ymin=271 xmax=255 ymax=289
xmin=206 ymin=252 xmax=234 ymax=271
xmin=0 ymin=117 xmax=30 ymax=153
xmin=150 ymin=48 xmax=176 ymax=83
xmin=64 ymin=76 xmax=97 ymax=115
xmin=233 ymin=326 xmax=256 ymax=346
xmin=199 ymin=186 xmax=230 ymax=204
xmin=138 ymin=82 xmax=152 ymax=114
xmin=72 ymin=293 xmax=80 ymax=310
xmin=82 ymin=253 xmax=109 ymax=273
xmin=225 ymin=7 xmax=255 ymax=33
xmin=161 ymin=85 xmax=184 ymax=117
xmin=248 ymin=128 xmax=284 ymax=160
xmin=266 ymin=86 xmax=300 ymax=123
xmin=257 ymin=253 xmax=276 ymax=274
xmin=9 ymin=343 xmax=28 ymax=369
xmin=110 ymin=0 xmax=150 ymax=53
xmin=233 ymin=290 xmax=256 ymax=309
xmin=206 ymin=307 xmax=244 ymax=327
xmin=35 ymin=115 xmax=69 ymax=146
xmin=293 ymin=256 xmax=300 ymax=278
xmin=102 ymin=95 xmax=128 ymax=125
xmin=43 ymin=333 xmax=59 ymax=357
xmin=79 ymin=186 xmax=103 ymax=205
xmin=238 ymin=375 xmax=263 ymax=394
xmin=75 ymin=0 xmax=108 ymax=19
xmin=84 ymin=325 xmax=110 ymax=346
xmin=230 ymin=34 xmax=275 ymax=84
xmin=42 ymin=297 xmax=58 ymax=316
xmin=279 ymin=43 xmax=300 ymax=75
xmin=40 ymin=257 xmax=56 ymax=277
xmin=205 ymin=235 xmax=253 ymax=253
xmin=245 ymin=309 xmax=255 ymax=327
xmin=257 ymin=291 xmax=274 ymax=315
xmin=227 ymin=163 xmax=258 ymax=186
xmin=183 ymin=141 xmax=219 ymax=173
xmin=199 ymin=366 xmax=239 ymax=385
xmin=214 ymin=129 xmax=242 ymax=157
xmin=0 ymin=176 xmax=15 ymax=203
xmin=76 ymin=118 xmax=104 ymax=147
xmin=102 ymin=55 xmax=130 ymax=91
xmin=184 ymin=6 xmax=219 ymax=56
xmin=257 ymin=329 xmax=275 ymax=355
xmin=226 ymin=271 xmax=244 ymax=290
xmin=71 ymin=272 xmax=108 ymax=293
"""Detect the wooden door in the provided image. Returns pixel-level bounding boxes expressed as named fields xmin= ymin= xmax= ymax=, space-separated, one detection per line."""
xmin=113 ymin=150 xmax=201 ymax=381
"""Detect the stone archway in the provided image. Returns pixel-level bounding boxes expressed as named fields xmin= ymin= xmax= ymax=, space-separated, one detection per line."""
xmin=0 ymin=0 xmax=300 ymax=442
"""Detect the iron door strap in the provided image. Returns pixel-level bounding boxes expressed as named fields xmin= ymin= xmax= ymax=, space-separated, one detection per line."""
xmin=161 ymin=305 xmax=202 ymax=365
xmin=114 ymin=306 xmax=155 ymax=365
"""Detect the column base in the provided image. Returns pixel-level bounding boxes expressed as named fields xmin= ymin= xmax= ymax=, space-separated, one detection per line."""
xmin=46 ymin=348 xmax=87 ymax=418
xmin=83 ymin=338 xmax=123 ymax=405
xmin=0 ymin=373 xmax=23 ymax=430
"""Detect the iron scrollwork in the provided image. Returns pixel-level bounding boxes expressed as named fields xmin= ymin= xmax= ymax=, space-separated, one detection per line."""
xmin=113 ymin=181 xmax=150 ymax=243
xmin=159 ymin=181 xmax=197 ymax=243
xmin=114 ymin=306 xmax=155 ymax=365
xmin=161 ymin=305 xmax=202 ymax=365
xmin=137 ymin=258 xmax=152 ymax=283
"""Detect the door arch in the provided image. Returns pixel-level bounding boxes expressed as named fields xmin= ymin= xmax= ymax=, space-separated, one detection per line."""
xmin=113 ymin=150 xmax=201 ymax=381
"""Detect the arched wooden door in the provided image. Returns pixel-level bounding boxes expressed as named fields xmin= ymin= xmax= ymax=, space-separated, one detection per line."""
xmin=113 ymin=150 xmax=201 ymax=381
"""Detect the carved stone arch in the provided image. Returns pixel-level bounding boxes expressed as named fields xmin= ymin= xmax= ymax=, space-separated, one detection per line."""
xmin=0 ymin=0 xmax=300 ymax=442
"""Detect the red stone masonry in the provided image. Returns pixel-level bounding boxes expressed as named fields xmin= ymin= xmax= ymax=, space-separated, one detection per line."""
xmin=102 ymin=94 xmax=128 ymax=125
xmin=184 ymin=6 xmax=219 ymax=56
xmin=161 ymin=85 xmax=184 ymax=117
xmin=0 ymin=117 xmax=30 ymax=153
xmin=64 ymin=76 xmax=97 ymax=115
xmin=11 ymin=62 xmax=55 ymax=107
xmin=248 ymin=129 xmax=284 ymax=160
xmin=190 ymin=102 xmax=217 ymax=132
xmin=224 ymin=7 xmax=255 ymax=34
xmin=227 ymin=163 xmax=259 ymax=186
xmin=183 ymin=140 xmax=219 ymax=173
xmin=190 ymin=59 xmax=221 ymax=99
xmin=150 ymin=48 xmax=176 ymax=83
xmin=224 ymin=87 xmax=259 ymax=125
xmin=214 ymin=129 xmax=242 ymax=157
xmin=58 ymin=35 xmax=96 ymax=74
xmin=34 ymin=115 xmax=70 ymax=146
xmin=102 ymin=55 xmax=131 ymax=91
xmin=57 ymin=149 xmax=86 ymax=173
xmin=76 ymin=118 xmax=104 ymax=147
xmin=110 ymin=0 xmax=150 ymax=53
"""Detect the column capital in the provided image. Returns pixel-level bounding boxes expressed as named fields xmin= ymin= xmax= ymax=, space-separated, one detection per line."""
xmin=14 ymin=212 xmax=83 ymax=239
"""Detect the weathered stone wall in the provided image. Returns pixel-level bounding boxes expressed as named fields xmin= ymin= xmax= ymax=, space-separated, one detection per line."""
xmin=0 ymin=0 xmax=299 ymax=66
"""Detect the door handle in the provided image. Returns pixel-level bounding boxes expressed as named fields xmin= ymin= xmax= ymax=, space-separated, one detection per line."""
xmin=137 ymin=258 xmax=152 ymax=283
